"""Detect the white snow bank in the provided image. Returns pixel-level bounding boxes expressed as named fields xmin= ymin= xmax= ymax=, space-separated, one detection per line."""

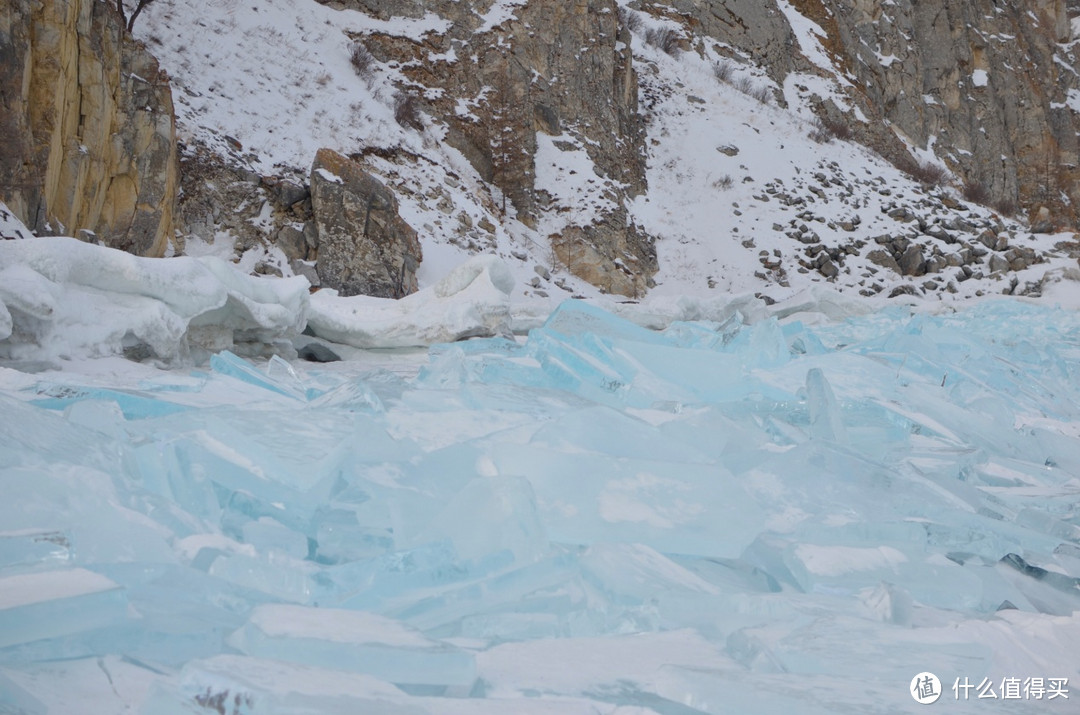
xmin=0 ymin=217 xmax=309 ymax=363
xmin=307 ymin=254 xmax=514 ymax=348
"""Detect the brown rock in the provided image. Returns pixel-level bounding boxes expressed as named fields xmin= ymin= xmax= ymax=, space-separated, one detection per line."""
xmin=310 ymin=149 xmax=422 ymax=298
xmin=898 ymin=244 xmax=926 ymax=276
xmin=362 ymin=0 xmax=655 ymax=295
xmin=0 ymin=0 xmax=177 ymax=255
xmin=866 ymin=249 xmax=901 ymax=274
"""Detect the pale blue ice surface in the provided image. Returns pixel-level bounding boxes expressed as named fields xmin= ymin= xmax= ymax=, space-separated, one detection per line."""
xmin=2 ymin=299 xmax=1080 ymax=712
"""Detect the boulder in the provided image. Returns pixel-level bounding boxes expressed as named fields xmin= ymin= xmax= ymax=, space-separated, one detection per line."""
xmin=898 ymin=244 xmax=926 ymax=276
xmin=866 ymin=249 xmax=901 ymax=274
xmin=298 ymin=342 xmax=342 ymax=363
xmin=310 ymin=149 xmax=422 ymax=299
xmin=988 ymin=253 xmax=1010 ymax=273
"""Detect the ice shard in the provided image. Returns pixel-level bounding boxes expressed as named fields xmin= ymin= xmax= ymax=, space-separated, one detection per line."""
xmin=0 ymin=569 xmax=127 ymax=649
xmin=228 ymin=605 xmax=477 ymax=688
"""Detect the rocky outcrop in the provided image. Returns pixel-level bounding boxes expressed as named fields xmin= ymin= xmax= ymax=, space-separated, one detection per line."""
xmin=310 ymin=148 xmax=422 ymax=298
xmin=0 ymin=0 xmax=177 ymax=255
xmin=177 ymin=140 xmax=316 ymax=281
xmin=755 ymin=158 xmax=1048 ymax=297
xmin=828 ymin=0 xmax=1078 ymax=224
xmin=359 ymin=0 xmax=657 ymax=296
xmin=639 ymin=0 xmax=1080 ymax=226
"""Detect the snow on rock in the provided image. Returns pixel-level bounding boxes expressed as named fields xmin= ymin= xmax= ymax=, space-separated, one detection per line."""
xmin=307 ymin=254 xmax=514 ymax=348
xmin=0 ymin=220 xmax=310 ymax=364
xmin=0 ymin=204 xmax=33 ymax=241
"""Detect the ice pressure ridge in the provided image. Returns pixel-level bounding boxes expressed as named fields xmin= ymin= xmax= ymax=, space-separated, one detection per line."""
xmin=2 ymin=299 xmax=1080 ymax=713
xmin=0 ymin=224 xmax=515 ymax=365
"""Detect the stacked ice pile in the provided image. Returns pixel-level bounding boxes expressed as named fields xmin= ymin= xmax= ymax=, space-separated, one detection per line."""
xmin=0 ymin=235 xmax=310 ymax=365
xmin=1 ymin=298 xmax=1079 ymax=713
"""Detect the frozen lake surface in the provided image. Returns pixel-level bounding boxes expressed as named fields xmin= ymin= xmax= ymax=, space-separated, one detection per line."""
xmin=1 ymin=299 xmax=1079 ymax=713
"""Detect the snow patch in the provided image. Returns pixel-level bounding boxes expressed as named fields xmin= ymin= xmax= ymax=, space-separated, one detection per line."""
xmin=307 ymin=254 xmax=514 ymax=348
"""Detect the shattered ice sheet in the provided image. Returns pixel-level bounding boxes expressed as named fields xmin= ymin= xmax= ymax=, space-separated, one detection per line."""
xmin=2 ymin=299 xmax=1080 ymax=713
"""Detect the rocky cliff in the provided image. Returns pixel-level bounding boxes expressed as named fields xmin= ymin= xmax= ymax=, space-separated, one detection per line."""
xmin=5 ymin=0 xmax=1079 ymax=301
xmin=0 ymin=0 xmax=178 ymax=255
xmin=354 ymin=0 xmax=657 ymax=295
xmin=638 ymin=0 xmax=1080 ymax=226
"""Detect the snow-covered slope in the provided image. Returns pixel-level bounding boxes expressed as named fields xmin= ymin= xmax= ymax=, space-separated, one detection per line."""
xmin=134 ymin=0 xmax=1080 ymax=306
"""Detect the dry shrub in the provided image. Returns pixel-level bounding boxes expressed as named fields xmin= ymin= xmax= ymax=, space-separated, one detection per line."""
xmin=618 ymin=7 xmax=643 ymax=34
xmin=993 ymin=198 xmax=1017 ymax=217
xmin=749 ymin=85 xmax=772 ymax=105
xmin=896 ymin=155 xmax=949 ymax=187
xmin=820 ymin=114 xmax=852 ymax=140
xmin=961 ymin=180 xmax=990 ymax=205
xmin=350 ymin=42 xmax=375 ymax=83
xmin=808 ymin=118 xmax=833 ymax=144
xmin=393 ymin=91 xmax=423 ymax=131
xmin=713 ymin=60 xmax=734 ymax=83
xmin=645 ymin=27 xmax=680 ymax=56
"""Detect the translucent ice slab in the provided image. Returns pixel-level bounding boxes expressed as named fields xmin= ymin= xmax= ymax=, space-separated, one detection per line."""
xmin=141 ymin=654 xmax=408 ymax=714
xmin=0 ymin=569 xmax=127 ymax=649
xmin=228 ymin=604 xmax=476 ymax=688
xmin=491 ymin=444 xmax=767 ymax=558
xmin=0 ymin=529 xmax=72 ymax=571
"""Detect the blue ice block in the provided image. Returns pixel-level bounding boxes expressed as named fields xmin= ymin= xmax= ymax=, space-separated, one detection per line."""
xmin=530 ymin=405 xmax=713 ymax=462
xmin=28 ymin=382 xmax=190 ymax=419
xmin=0 ymin=529 xmax=72 ymax=571
xmin=540 ymin=299 xmax=672 ymax=344
xmin=310 ymin=508 xmax=393 ymax=564
xmin=241 ymin=517 xmax=309 ymax=559
xmin=491 ymin=444 xmax=767 ymax=558
xmin=228 ymin=604 xmax=477 ymax=687
xmin=805 ymin=368 xmax=846 ymax=442
xmin=0 ymin=568 xmax=127 ymax=649
xmin=141 ymin=654 xmax=414 ymax=714
xmin=0 ymin=672 xmax=46 ymax=714
xmin=0 ymin=393 xmax=112 ymax=468
xmin=305 ymin=378 xmax=384 ymax=411
xmin=209 ymin=351 xmax=305 ymax=399
xmin=401 ymin=475 xmax=548 ymax=565
xmin=207 ymin=551 xmax=316 ymax=604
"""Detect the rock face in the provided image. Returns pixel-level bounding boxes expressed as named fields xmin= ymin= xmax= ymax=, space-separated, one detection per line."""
xmin=310 ymin=149 xmax=422 ymax=298
xmin=359 ymin=0 xmax=657 ymax=296
xmin=0 ymin=0 xmax=177 ymax=255
xmin=644 ymin=0 xmax=1080 ymax=225
xmin=177 ymin=141 xmax=316 ymax=280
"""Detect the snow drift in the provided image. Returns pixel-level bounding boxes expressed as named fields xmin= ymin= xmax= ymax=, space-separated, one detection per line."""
xmin=0 ymin=227 xmax=310 ymax=364
xmin=0 ymin=208 xmax=522 ymax=362
xmin=307 ymin=254 xmax=515 ymax=348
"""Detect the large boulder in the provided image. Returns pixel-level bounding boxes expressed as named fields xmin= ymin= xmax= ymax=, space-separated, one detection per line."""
xmin=310 ymin=149 xmax=422 ymax=298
